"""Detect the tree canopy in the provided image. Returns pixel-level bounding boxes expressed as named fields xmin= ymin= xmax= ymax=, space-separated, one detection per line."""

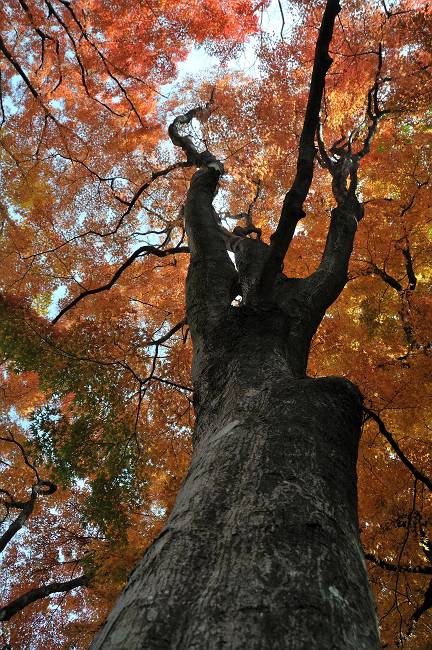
xmin=0 ymin=0 xmax=431 ymax=647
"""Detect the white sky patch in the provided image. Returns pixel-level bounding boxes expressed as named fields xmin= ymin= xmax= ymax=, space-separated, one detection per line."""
xmin=150 ymin=503 xmax=167 ymax=517
xmin=7 ymin=405 xmax=31 ymax=430
xmin=161 ymin=0 xmax=297 ymax=98
xmin=48 ymin=285 xmax=68 ymax=320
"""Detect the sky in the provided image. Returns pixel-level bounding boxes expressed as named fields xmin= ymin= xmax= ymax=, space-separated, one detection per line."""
xmin=161 ymin=0 xmax=297 ymax=94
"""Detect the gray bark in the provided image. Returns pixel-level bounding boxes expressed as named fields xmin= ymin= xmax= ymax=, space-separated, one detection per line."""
xmin=91 ymin=165 xmax=379 ymax=649
xmin=91 ymin=318 xmax=379 ymax=648
xmin=91 ymin=0 xmax=382 ymax=642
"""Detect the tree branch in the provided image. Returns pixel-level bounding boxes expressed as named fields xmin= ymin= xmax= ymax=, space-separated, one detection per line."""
xmin=57 ymin=0 xmax=148 ymax=125
xmin=357 ymin=44 xmax=387 ymax=160
xmin=0 ymin=481 xmax=56 ymax=554
xmin=369 ymin=264 xmax=402 ymax=292
xmin=365 ymin=553 xmax=432 ymax=575
xmin=24 ymin=160 xmax=191 ymax=260
xmin=363 ymin=407 xmax=432 ymax=492
xmin=410 ymin=578 xmax=432 ymax=630
xmin=317 ymin=45 xmax=387 ymax=208
xmin=298 ymin=44 xmax=390 ymax=316
xmin=147 ymin=318 xmax=187 ymax=346
xmin=401 ymin=246 xmax=417 ymax=290
xmin=260 ymin=0 xmax=341 ymax=292
xmin=151 ymin=376 xmax=193 ymax=392
xmin=0 ymin=495 xmax=35 ymax=554
xmin=304 ymin=203 xmax=358 ymax=315
xmin=0 ymin=33 xmax=39 ymax=100
xmin=0 ymin=574 xmax=89 ymax=621
xmin=168 ymin=102 xmax=237 ymax=338
xmin=168 ymin=93 xmax=218 ymax=170
xmin=52 ymin=244 xmax=189 ymax=324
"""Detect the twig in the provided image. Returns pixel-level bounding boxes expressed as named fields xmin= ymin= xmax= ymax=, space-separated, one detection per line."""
xmin=52 ymin=244 xmax=189 ymax=324
xmin=363 ymin=407 xmax=432 ymax=492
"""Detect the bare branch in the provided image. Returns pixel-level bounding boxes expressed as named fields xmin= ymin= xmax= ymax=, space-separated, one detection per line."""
xmin=260 ymin=0 xmax=341 ymax=291
xmin=0 ymin=33 xmax=39 ymax=100
xmin=304 ymin=202 xmax=358 ymax=315
xmin=291 ymin=43 xmax=391 ymax=319
xmin=368 ymin=264 xmax=402 ymax=292
xmin=52 ymin=244 xmax=189 ymax=324
xmin=357 ymin=44 xmax=388 ymax=160
xmin=401 ymin=246 xmax=417 ymax=290
xmin=0 ymin=574 xmax=89 ymax=621
xmin=147 ymin=318 xmax=187 ymax=346
xmin=0 ymin=478 xmax=56 ymax=554
xmin=151 ymin=376 xmax=193 ymax=393
xmin=318 ymin=44 xmax=388 ymax=211
xmin=0 ymin=433 xmax=40 ymax=482
xmin=24 ymin=161 xmax=190 ymax=260
xmin=0 ymin=497 xmax=36 ymax=554
xmin=363 ymin=407 xmax=432 ymax=492
xmin=168 ymin=93 xmax=221 ymax=172
xmin=317 ymin=120 xmax=333 ymax=169
xmin=168 ymin=97 xmax=238 ymax=337
xmin=246 ymin=179 xmax=262 ymax=223
xmin=277 ymin=0 xmax=286 ymax=40
xmin=365 ymin=553 xmax=432 ymax=575
xmin=409 ymin=579 xmax=432 ymax=632
xmin=58 ymin=0 xmax=149 ymax=125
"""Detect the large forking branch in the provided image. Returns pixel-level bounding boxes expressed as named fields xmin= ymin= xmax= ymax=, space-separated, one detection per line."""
xmin=316 ymin=43 xmax=388 ymax=210
xmin=168 ymin=91 xmax=223 ymax=174
xmin=259 ymin=0 xmax=341 ymax=294
xmin=167 ymin=94 xmax=242 ymax=341
xmin=299 ymin=46 xmax=389 ymax=317
xmin=166 ymin=0 xmax=382 ymax=321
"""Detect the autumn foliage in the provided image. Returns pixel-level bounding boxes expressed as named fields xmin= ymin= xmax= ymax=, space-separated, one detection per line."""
xmin=0 ymin=0 xmax=431 ymax=647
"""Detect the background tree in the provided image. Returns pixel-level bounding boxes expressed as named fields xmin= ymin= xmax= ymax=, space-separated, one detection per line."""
xmin=0 ymin=0 xmax=431 ymax=648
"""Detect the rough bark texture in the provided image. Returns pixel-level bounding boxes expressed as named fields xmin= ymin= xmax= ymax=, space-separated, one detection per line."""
xmin=91 ymin=1 xmax=382 ymax=643
xmin=98 ymin=370 xmax=379 ymax=650
xmin=91 ymin=318 xmax=379 ymax=648
xmin=91 ymin=164 xmax=380 ymax=649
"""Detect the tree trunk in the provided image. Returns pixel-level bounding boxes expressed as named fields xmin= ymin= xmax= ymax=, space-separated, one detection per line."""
xmin=91 ymin=307 xmax=380 ymax=649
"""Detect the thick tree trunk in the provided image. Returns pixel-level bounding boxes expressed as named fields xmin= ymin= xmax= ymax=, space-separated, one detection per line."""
xmin=91 ymin=308 xmax=380 ymax=649
xmin=91 ymin=104 xmax=381 ymax=644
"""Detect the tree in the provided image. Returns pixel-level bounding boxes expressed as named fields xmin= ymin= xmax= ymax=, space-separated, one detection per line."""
xmin=89 ymin=1 xmax=383 ymax=646
xmin=0 ymin=0 xmax=431 ymax=648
